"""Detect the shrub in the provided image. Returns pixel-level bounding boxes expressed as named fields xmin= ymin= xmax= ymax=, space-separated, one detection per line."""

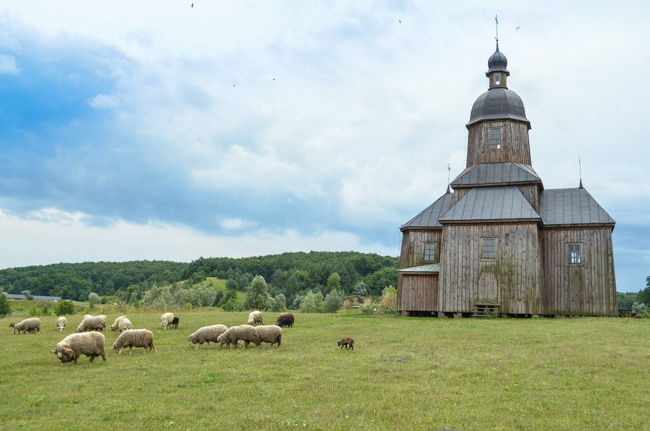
xmin=300 ymin=291 xmax=324 ymax=313
xmin=0 ymin=294 xmax=11 ymax=317
xmin=361 ymin=303 xmax=377 ymax=315
xmin=322 ymin=290 xmax=343 ymax=313
xmin=243 ymin=275 xmax=270 ymax=310
xmin=54 ymin=300 xmax=76 ymax=315
xmin=269 ymin=294 xmax=286 ymax=312
xmin=632 ymin=302 xmax=647 ymax=316
xmin=378 ymin=286 xmax=397 ymax=313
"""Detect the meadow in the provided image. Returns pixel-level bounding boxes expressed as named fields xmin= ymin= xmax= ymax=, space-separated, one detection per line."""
xmin=1 ymin=311 xmax=649 ymax=430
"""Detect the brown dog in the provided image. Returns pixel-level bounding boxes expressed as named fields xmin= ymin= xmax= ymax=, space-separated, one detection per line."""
xmin=337 ymin=337 xmax=354 ymax=350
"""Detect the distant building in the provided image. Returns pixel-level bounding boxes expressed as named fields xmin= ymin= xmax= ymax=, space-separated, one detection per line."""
xmin=397 ymin=42 xmax=617 ymax=317
xmin=2 ymin=292 xmax=61 ymax=302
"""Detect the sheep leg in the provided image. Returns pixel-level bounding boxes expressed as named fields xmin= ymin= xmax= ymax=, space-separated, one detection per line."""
xmin=129 ymin=346 xmax=133 ymax=354
xmin=89 ymin=354 xmax=96 ymax=363
xmin=101 ymin=351 xmax=107 ymax=361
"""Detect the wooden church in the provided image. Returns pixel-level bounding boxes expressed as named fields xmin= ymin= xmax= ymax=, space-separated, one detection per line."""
xmin=397 ymin=42 xmax=617 ymax=317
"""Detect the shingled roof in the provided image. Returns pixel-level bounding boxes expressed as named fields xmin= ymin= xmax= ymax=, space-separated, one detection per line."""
xmin=539 ymin=187 xmax=615 ymax=226
xmin=439 ymin=186 xmax=540 ymax=222
xmin=451 ymin=163 xmax=541 ymax=187
xmin=400 ymin=192 xmax=454 ymax=230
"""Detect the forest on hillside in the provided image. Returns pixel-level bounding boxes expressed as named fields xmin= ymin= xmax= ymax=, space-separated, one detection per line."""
xmin=0 ymin=252 xmax=399 ymax=308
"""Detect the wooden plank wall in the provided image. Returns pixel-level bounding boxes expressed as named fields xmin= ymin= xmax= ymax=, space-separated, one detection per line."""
xmin=517 ymin=185 xmax=540 ymax=213
xmin=439 ymin=223 xmax=541 ymax=314
xmin=398 ymin=230 xmax=442 ymax=269
xmin=398 ymin=274 xmax=439 ymax=311
xmin=466 ymin=121 xmax=531 ymax=166
xmin=540 ymin=227 xmax=617 ymax=316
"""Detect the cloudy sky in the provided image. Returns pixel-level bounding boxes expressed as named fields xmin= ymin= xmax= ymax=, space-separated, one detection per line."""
xmin=0 ymin=1 xmax=648 ymax=292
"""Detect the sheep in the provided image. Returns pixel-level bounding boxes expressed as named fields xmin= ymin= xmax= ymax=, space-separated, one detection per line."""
xmin=56 ymin=316 xmax=67 ymax=332
xmin=110 ymin=316 xmax=133 ymax=332
xmin=217 ymin=325 xmax=259 ymax=349
xmin=51 ymin=332 xmax=106 ymax=365
xmin=188 ymin=324 xmax=228 ymax=350
xmin=171 ymin=317 xmax=179 ymax=329
xmin=77 ymin=315 xmax=106 ymax=332
xmin=113 ymin=329 xmax=157 ymax=354
xmin=338 ymin=337 xmax=354 ymax=350
xmin=160 ymin=312 xmax=174 ymax=330
xmin=255 ymin=325 xmax=282 ymax=348
xmin=9 ymin=318 xmax=41 ymax=334
xmin=247 ymin=310 xmax=263 ymax=326
xmin=275 ymin=312 xmax=294 ymax=328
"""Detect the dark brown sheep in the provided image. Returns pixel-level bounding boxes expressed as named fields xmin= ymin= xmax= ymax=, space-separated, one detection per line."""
xmin=337 ymin=337 xmax=354 ymax=350
xmin=275 ymin=312 xmax=294 ymax=328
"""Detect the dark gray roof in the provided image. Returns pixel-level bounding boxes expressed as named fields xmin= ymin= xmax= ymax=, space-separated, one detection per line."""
xmin=399 ymin=263 xmax=440 ymax=274
xmin=439 ymin=186 xmax=540 ymax=222
xmin=487 ymin=47 xmax=508 ymax=73
xmin=2 ymin=292 xmax=62 ymax=301
xmin=451 ymin=163 xmax=541 ymax=187
xmin=467 ymin=88 xmax=529 ymax=127
xmin=540 ymin=188 xmax=615 ymax=226
xmin=401 ymin=192 xmax=454 ymax=230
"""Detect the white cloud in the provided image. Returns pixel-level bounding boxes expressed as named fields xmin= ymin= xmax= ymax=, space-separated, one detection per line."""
xmin=0 ymin=54 xmax=19 ymax=74
xmin=89 ymin=93 xmax=120 ymax=110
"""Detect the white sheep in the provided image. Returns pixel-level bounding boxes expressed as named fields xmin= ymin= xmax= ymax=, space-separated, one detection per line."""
xmin=247 ymin=310 xmax=263 ymax=326
xmin=56 ymin=316 xmax=67 ymax=332
xmin=9 ymin=318 xmax=41 ymax=334
xmin=255 ymin=325 xmax=282 ymax=348
xmin=110 ymin=316 xmax=133 ymax=332
xmin=217 ymin=325 xmax=259 ymax=348
xmin=113 ymin=329 xmax=157 ymax=354
xmin=188 ymin=324 xmax=228 ymax=350
xmin=77 ymin=315 xmax=106 ymax=332
xmin=160 ymin=312 xmax=174 ymax=330
xmin=51 ymin=332 xmax=106 ymax=365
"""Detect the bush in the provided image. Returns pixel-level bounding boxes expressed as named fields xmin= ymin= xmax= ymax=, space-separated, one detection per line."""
xmin=54 ymin=300 xmax=76 ymax=315
xmin=378 ymin=286 xmax=397 ymax=314
xmin=300 ymin=291 xmax=324 ymax=313
xmin=322 ymin=290 xmax=343 ymax=313
xmin=632 ymin=302 xmax=647 ymax=316
xmin=361 ymin=303 xmax=378 ymax=315
xmin=0 ymin=294 xmax=11 ymax=318
xmin=269 ymin=294 xmax=286 ymax=312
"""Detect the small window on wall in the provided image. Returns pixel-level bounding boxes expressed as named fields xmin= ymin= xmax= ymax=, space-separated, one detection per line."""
xmin=494 ymin=74 xmax=501 ymax=86
xmin=489 ymin=128 xmax=501 ymax=150
xmin=481 ymin=239 xmax=496 ymax=259
xmin=424 ymin=243 xmax=435 ymax=262
xmin=568 ymin=244 xmax=582 ymax=264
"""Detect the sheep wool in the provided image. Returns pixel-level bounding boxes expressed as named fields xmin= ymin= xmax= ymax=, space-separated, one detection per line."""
xmin=52 ymin=332 xmax=106 ymax=365
xmin=110 ymin=316 xmax=133 ymax=332
xmin=217 ymin=324 xmax=259 ymax=348
xmin=77 ymin=315 xmax=106 ymax=332
xmin=188 ymin=324 xmax=228 ymax=350
xmin=247 ymin=310 xmax=263 ymax=326
xmin=255 ymin=325 xmax=282 ymax=348
xmin=160 ymin=312 xmax=174 ymax=330
xmin=10 ymin=318 xmax=41 ymax=334
xmin=275 ymin=312 xmax=294 ymax=328
xmin=113 ymin=329 xmax=156 ymax=354
xmin=56 ymin=316 xmax=67 ymax=332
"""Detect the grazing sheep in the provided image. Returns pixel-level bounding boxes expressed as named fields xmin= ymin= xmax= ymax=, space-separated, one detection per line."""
xmin=9 ymin=318 xmax=41 ymax=334
xmin=338 ymin=337 xmax=354 ymax=350
xmin=113 ymin=329 xmax=156 ymax=354
xmin=171 ymin=317 xmax=179 ymax=329
xmin=217 ymin=325 xmax=259 ymax=348
xmin=188 ymin=324 xmax=228 ymax=350
xmin=77 ymin=315 xmax=106 ymax=332
xmin=110 ymin=316 xmax=133 ymax=332
xmin=83 ymin=314 xmax=92 ymax=319
xmin=275 ymin=312 xmax=294 ymax=328
xmin=56 ymin=316 xmax=67 ymax=332
xmin=255 ymin=325 xmax=282 ymax=348
xmin=51 ymin=332 xmax=106 ymax=365
xmin=247 ymin=310 xmax=263 ymax=326
xmin=160 ymin=312 xmax=174 ymax=330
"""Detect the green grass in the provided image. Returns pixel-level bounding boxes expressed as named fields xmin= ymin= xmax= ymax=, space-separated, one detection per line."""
xmin=1 ymin=312 xmax=649 ymax=430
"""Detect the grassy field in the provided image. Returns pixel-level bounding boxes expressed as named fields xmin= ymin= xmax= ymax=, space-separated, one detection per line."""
xmin=1 ymin=311 xmax=649 ymax=430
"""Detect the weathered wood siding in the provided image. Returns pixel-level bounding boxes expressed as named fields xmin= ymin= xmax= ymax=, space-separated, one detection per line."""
xmin=439 ymin=223 xmax=541 ymax=314
xmin=466 ymin=121 xmax=531 ymax=166
xmin=517 ymin=185 xmax=540 ymax=213
xmin=398 ymin=230 xmax=442 ymax=269
xmin=398 ymin=274 xmax=439 ymax=311
xmin=540 ymin=227 xmax=617 ymax=316
xmin=451 ymin=188 xmax=469 ymax=205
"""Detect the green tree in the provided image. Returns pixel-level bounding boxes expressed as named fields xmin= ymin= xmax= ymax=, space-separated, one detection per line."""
xmin=243 ymin=275 xmax=270 ymax=310
xmin=637 ymin=276 xmax=650 ymax=307
xmin=299 ymin=290 xmax=324 ymax=313
xmin=364 ymin=267 xmax=398 ymax=295
xmin=325 ymin=273 xmax=341 ymax=295
xmin=0 ymin=294 xmax=12 ymax=317
xmin=322 ymin=289 xmax=343 ymax=313
xmin=88 ymin=292 xmax=100 ymax=308
xmin=54 ymin=300 xmax=75 ymax=315
xmin=269 ymin=294 xmax=286 ymax=312
xmin=22 ymin=290 xmax=33 ymax=300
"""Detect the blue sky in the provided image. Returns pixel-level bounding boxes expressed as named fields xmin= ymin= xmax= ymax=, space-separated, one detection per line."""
xmin=0 ymin=1 xmax=648 ymax=292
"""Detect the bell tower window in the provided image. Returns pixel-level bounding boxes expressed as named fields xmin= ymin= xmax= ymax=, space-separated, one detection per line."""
xmin=494 ymin=73 xmax=501 ymax=86
xmin=489 ymin=128 xmax=501 ymax=150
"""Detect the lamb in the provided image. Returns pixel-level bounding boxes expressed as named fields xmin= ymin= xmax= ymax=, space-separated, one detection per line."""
xmin=51 ymin=331 xmax=106 ymax=365
xmin=275 ymin=312 xmax=294 ymax=328
xmin=113 ymin=329 xmax=157 ymax=354
xmin=217 ymin=324 xmax=259 ymax=348
xmin=171 ymin=317 xmax=179 ymax=329
xmin=77 ymin=315 xmax=106 ymax=332
xmin=9 ymin=318 xmax=41 ymax=334
xmin=255 ymin=325 xmax=282 ymax=348
xmin=188 ymin=324 xmax=228 ymax=350
xmin=56 ymin=316 xmax=67 ymax=332
xmin=160 ymin=312 xmax=174 ymax=330
xmin=247 ymin=310 xmax=263 ymax=326
xmin=110 ymin=316 xmax=133 ymax=332
xmin=338 ymin=337 xmax=354 ymax=350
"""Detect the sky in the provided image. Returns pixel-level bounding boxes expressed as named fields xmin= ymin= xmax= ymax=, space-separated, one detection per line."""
xmin=0 ymin=1 xmax=648 ymax=292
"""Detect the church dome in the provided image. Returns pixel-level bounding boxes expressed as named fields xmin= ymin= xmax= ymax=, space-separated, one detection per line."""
xmin=467 ymin=88 xmax=529 ymax=126
xmin=487 ymin=48 xmax=508 ymax=73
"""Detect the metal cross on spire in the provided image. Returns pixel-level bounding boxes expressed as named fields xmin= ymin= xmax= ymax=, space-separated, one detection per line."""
xmin=495 ymin=15 xmax=499 ymax=49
